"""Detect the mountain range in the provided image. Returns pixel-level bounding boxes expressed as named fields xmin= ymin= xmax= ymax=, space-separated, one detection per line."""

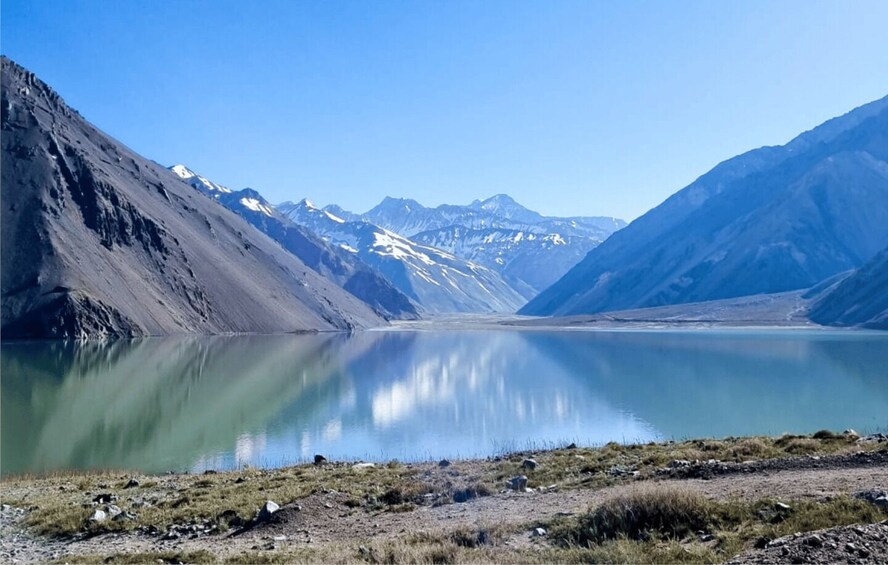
xmin=0 ymin=57 xmax=384 ymax=339
xmin=277 ymin=199 xmax=526 ymax=313
xmin=3 ymin=56 xmax=886 ymax=338
xmin=168 ymin=165 xmax=419 ymax=320
xmin=522 ymin=95 xmax=888 ymax=319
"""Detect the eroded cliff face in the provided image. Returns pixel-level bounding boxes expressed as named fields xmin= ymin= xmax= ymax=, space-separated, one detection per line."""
xmin=1 ymin=57 xmax=385 ymax=339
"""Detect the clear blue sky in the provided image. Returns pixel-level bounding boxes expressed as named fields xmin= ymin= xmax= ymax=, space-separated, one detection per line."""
xmin=3 ymin=1 xmax=888 ymax=221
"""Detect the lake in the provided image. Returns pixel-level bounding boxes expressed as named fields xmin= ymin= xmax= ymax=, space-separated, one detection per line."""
xmin=2 ymin=329 xmax=887 ymax=475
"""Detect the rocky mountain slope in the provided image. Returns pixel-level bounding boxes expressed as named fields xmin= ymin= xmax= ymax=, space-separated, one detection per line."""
xmin=522 ymin=95 xmax=888 ymax=316
xmin=0 ymin=57 xmax=384 ymax=339
xmin=279 ymin=200 xmax=525 ymax=313
xmin=808 ymin=246 xmax=888 ymax=329
xmin=168 ymin=166 xmax=419 ymax=320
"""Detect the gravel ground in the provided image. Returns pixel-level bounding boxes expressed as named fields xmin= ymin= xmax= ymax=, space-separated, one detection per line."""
xmin=3 ymin=452 xmax=886 ymax=563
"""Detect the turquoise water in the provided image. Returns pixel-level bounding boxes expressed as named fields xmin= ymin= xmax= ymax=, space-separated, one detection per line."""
xmin=2 ymin=329 xmax=887 ymax=475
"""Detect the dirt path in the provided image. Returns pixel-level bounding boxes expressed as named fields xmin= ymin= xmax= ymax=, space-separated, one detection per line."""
xmin=12 ymin=460 xmax=884 ymax=562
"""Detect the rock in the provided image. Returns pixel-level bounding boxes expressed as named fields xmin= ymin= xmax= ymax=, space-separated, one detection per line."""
xmin=775 ymin=502 xmax=793 ymax=512
xmin=843 ymin=429 xmax=860 ymax=439
xmin=203 ymin=469 xmax=217 ymax=475
xmin=531 ymin=527 xmax=547 ymax=537
xmin=805 ymin=534 xmax=824 ymax=547
xmin=854 ymin=489 xmax=888 ymax=510
xmin=124 ymin=478 xmax=140 ymax=489
xmin=845 ymin=542 xmax=857 ymax=553
xmin=256 ymin=500 xmax=280 ymax=522
xmin=105 ymin=504 xmax=122 ymax=517
xmin=438 ymin=459 xmax=451 ymax=467
xmin=507 ymin=475 xmax=528 ymax=491
xmin=566 ymin=442 xmax=577 ymax=449
xmin=88 ymin=510 xmax=107 ymax=522
xmin=314 ymin=454 xmax=327 ymax=465
xmin=235 ymin=477 xmax=247 ymax=484
xmin=353 ymin=462 xmax=375 ymax=469
xmin=521 ymin=458 xmax=538 ymax=470
xmin=93 ymin=493 xmax=115 ymax=504
xmin=112 ymin=511 xmax=136 ymax=522
xmin=273 ymin=535 xmax=287 ymax=542
xmin=669 ymin=459 xmax=691 ymax=468
xmin=161 ymin=531 xmax=180 ymax=541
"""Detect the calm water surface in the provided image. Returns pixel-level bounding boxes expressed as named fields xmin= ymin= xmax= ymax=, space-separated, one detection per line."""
xmin=2 ymin=329 xmax=887 ymax=474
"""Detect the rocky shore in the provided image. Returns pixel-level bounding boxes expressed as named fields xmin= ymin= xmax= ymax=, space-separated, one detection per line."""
xmin=2 ymin=432 xmax=886 ymax=564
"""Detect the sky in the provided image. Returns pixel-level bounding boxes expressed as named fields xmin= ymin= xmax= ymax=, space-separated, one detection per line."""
xmin=3 ymin=1 xmax=888 ymax=221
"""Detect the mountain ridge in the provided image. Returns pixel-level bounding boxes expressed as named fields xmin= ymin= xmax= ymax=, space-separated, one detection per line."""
xmin=1 ymin=57 xmax=385 ymax=339
xmin=521 ymin=94 xmax=888 ymax=317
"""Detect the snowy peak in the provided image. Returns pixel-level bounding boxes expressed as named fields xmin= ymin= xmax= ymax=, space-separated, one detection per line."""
xmin=170 ymin=164 xmax=196 ymax=179
xmin=469 ymin=194 xmax=543 ymax=223
xmin=167 ymin=164 xmax=232 ymax=193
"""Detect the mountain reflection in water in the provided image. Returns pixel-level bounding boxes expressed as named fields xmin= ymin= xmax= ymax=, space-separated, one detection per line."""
xmin=2 ymin=330 xmax=886 ymax=474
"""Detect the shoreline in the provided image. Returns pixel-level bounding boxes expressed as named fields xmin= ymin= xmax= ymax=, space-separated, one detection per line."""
xmin=2 ymin=432 xmax=886 ymax=563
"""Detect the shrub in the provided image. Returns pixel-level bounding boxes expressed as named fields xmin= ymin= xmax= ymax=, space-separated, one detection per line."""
xmin=565 ymin=485 xmax=714 ymax=545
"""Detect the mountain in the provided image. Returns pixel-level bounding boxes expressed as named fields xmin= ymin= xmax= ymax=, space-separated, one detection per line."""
xmin=343 ymin=195 xmax=624 ymax=297
xmin=522 ymin=95 xmax=888 ymax=316
xmin=0 ymin=57 xmax=384 ymax=339
xmin=279 ymin=200 xmax=526 ymax=313
xmin=808 ymin=246 xmax=888 ymax=329
xmin=168 ymin=168 xmax=419 ymax=320
xmin=410 ymin=226 xmax=597 ymax=299
xmin=364 ymin=195 xmax=622 ymax=239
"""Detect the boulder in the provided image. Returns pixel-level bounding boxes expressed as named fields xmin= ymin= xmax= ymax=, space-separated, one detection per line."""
xmin=507 ymin=475 xmax=528 ymax=491
xmin=88 ymin=510 xmax=107 ymax=522
xmin=314 ymin=454 xmax=327 ymax=465
xmin=256 ymin=500 xmax=280 ymax=522
xmin=521 ymin=458 xmax=538 ymax=470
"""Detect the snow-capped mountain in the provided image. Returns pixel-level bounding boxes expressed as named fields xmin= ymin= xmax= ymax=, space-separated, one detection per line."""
xmin=168 ymin=166 xmax=420 ymax=320
xmin=170 ymin=164 xmax=232 ymax=194
xmin=410 ymin=226 xmax=600 ymax=299
xmin=363 ymin=194 xmax=623 ymax=239
xmin=351 ymin=195 xmax=625 ymax=296
xmin=279 ymin=200 xmax=526 ymax=313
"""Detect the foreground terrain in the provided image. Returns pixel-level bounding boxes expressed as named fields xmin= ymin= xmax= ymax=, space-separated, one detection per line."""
xmin=2 ymin=432 xmax=887 ymax=564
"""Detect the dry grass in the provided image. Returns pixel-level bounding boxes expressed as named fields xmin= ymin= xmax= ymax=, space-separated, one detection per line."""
xmin=561 ymin=485 xmax=714 ymax=544
xmin=4 ymin=431 xmax=882 ymax=544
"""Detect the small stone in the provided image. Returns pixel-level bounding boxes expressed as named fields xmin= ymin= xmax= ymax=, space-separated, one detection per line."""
xmin=314 ymin=454 xmax=327 ymax=465
xmin=805 ymin=534 xmax=823 ymax=547
xmin=698 ymin=533 xmax=715 ymax=542
xmin=88 ymin=510 xmax=107 ymax=522
xmin=775 ymin=502 xmax=792 ymax=512
xmin=845 ymin=542 xmax=857 ymax=553
xmin=273 ymin=535 xmax=287 ymax=542
xmin=438 ymin=459 xmax=451 ymax=467
xmin=124 ymin=479 xmax=139 ymax=489
xmin=203 ymin=469 xmax=217 ymax=475
xmin=507 ymin=475 xmax=528 ymax=491
xmin=566 ymin=442 xmax=577 ymax=449
xmin=112 ymin=511 xmax=136 ymax=522
xmin=531 ymin=527 xmax=547 ymax=537
xmin=105 ymin=504 xmax=122 ymax=517
xmin=235 ymin=477 xmax=247 ymax=484
xmin=353 ymin=462 xmax=375 ymax=469
xmin=93 ymin=493 xmax=115 ymax=504
xmin=844 ymin=429 xmax=860 ymax=438
xmin=522 ymin=458 xmax=538 ymax=470
xmin=256 ymin=500 xmax=280 ymax=522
